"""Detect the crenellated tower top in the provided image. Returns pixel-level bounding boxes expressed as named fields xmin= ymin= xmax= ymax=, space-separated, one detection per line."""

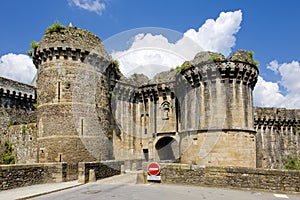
xmin=179 ymin=50 xmax=259 ymax=89
xmin=32 ymin=25 xmax=111 ymax=70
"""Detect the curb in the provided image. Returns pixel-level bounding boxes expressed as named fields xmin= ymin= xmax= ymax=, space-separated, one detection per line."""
xmin=16 ymin=183 xmax=84 ymax=200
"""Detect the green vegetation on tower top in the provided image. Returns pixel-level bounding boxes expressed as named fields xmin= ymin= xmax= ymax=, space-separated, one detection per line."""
xmin=176 ymin=61 xmax=192 ymax=72
xmin=46 ymin=21 xmax=65 ymax=34
xmin=113 ymin=60 xmax=120 ymax=72
xmin=30 ymin=41 xmax=38 ymax=49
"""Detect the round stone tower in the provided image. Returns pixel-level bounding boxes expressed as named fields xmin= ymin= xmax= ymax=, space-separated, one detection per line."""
xmin=33 ymin=25 xmax=113 ymax=166
xmin=177 ymin=50 xmax=259 ymax=167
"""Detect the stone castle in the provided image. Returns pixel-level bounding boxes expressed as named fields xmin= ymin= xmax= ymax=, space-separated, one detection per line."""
xmin=0 ymin=26 xmax=299 ymax=174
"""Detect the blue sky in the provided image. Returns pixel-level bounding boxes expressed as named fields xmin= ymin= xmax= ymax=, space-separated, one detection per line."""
xmin=0 ymin=0 xmax=300 ymax=108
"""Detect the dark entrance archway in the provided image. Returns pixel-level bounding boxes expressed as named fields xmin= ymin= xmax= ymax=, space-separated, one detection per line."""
xmin=155 ymin=137 xmax=179 ymax=161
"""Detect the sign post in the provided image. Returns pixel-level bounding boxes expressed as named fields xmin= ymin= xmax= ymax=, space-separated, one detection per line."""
xmin=147 ymin=162 xmax=161 ymax=182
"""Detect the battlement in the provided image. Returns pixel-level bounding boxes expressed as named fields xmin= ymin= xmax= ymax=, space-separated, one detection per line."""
xmin=254 ymin=107 xmax=300 ymax=128
xmin=181 ymin=51 xmax=259 ymax=89
xmin=113 ymin=80 xmax=175 ymax=102
xmin=0 ymin=77 xmax=36 ymax=132
xmin=113 ymin=50 xmax=259 ymax=104
xmin=33 ymin=26 xmax=111 ymax=70
xmin=33 ymin=47 xmax=90 ymax=67
xmin=0 ymin=77 xmax=36 ymax=107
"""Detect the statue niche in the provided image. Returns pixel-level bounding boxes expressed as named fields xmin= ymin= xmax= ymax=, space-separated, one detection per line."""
xmin=161 ymin=101 xmax=172 ymax=120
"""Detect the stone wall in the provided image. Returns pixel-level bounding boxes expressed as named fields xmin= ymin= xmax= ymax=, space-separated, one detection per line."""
xmin=179 ymin=130 xmax=256 ymax=167
xmin=0 ymin=162 xmax=67 ymax=190
xmin=144 ymin=163 xmax=300 ymax=193
xmin=0 ymin=77 xmax=37 ymax=164
xmin=78 ymin=160 xmax=124 ymax=183
xmin=6 ymin=123 xmax=37 ymax=164
xmin=0 ymin=106 xmax=36 ymax=132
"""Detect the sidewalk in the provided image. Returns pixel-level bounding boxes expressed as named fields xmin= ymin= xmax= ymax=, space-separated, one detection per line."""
xmin=0 ymin=181 xmax=83 ymax=200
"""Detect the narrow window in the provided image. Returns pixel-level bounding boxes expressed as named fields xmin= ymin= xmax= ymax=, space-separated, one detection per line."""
xmin=81 ymin=118 xmax=84 ymax=135
xmin=58 ymin=82 xmax=61 ymax=102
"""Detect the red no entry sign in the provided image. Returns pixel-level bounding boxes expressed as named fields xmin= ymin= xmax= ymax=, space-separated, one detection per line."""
xmin=148 ymin=162 xmax=160 ymax=176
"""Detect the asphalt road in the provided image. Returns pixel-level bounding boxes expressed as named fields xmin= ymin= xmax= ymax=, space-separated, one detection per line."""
xmin=31 ymin=174 xmax=300 ymax=200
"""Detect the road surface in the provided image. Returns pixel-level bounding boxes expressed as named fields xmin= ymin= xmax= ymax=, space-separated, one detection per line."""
xmin=32 ymin=174 xmax=300 ymax=200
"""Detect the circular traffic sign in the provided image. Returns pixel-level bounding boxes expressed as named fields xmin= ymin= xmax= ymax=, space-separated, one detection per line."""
xmin=148 ymin=162 xmax=160 ymax=176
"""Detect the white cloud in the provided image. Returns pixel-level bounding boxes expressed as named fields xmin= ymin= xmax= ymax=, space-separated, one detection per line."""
xmin=184 ymin=10 xmax=242 ymax=57
xmin=0 ymin=53 xmax=36 ymax=84
xmin=253 ymin=76 xmax=285 ymax=107
xmin=254 ymin=60 xmax=300 ymax=109
xmin=267 ymin=60 xmax=279 ymax=73
xmin=111 ymin=33 xmax=194 ymax=77
xmin=111 ymin=10 xmax=243 ymax=77
xmin=69 ymin=0 xmax=106 ymax=15
xmin=278 ymin=60 xmax=300 ymax=92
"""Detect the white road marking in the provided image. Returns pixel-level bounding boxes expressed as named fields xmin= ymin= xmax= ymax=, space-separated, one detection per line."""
xmin=274 ymin=194 xmax=289 ymax=198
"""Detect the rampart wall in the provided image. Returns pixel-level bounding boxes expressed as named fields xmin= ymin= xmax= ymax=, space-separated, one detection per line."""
xmin=143 ymin=163 xmax=300 ymax=193
xmin=78 ymin=160 xmax=124 ymax=183
xmin=0 ymin=77 xmax=36 ymax=131
xmin=0 ymin=162 xmax=67 ymax=190
xmin=0 ymin=77 xmax=37 ymax=164
xmin=255 ymin=107 xmax=300 ymax=168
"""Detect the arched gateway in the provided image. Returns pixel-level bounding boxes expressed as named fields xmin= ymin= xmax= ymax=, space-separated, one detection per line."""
xmin=155 ymin=137 xmax=179 ymax=161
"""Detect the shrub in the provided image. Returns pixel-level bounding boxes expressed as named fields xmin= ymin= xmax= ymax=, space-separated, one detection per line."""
xmin=22 ymin=125 xmax=26 ymax=134
xmin=3 ymin=154 xmax=15 ymax=164
xmin=64 ymin=81 xmax=71 ymax=88
xmin=30 ymin=41 xmax=38 ymax=49
xmin=26 ymin=50 xmax=33 ymax=57
xmin=33 ymin=103 xmax=38 ymax=109
xmin=175 ymin=62 xmax=191 ymax=72
xmin=247 ymin=51 xmax=259 ymax=66
xmin=46 ymin=21 xmax=65 ymax=34
xmin=249 ymin=50 xmax=254 ymax=57
xmin=253 ymin=60 xmax=260 ymax=66
xmin=26 ymin=41 xmax=38 ymax=57
xmin=283 ymin=155 xmax=300 ymax=170
xmin=1 ymin=141 xmax=15 ymax=164
xmin=210 ymin=55 xmax=220 ymax=61
xmin=113 ymin=60 xmax=120 ymax=71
